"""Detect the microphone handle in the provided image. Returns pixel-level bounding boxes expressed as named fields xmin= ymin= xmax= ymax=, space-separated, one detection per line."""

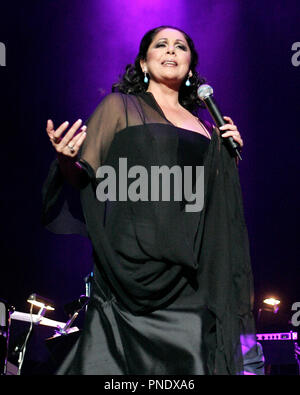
xmin=204 ymin=96 xmax=242 ymax=160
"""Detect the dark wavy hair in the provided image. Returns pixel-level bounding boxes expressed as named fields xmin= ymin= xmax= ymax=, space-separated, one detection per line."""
xmin=112 ymin=25 xmax=206 ymax=114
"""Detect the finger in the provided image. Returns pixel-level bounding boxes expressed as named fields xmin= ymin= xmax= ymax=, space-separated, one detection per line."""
xmin=46 ymin=119 xmax=56 ymax=140
xmin=219 ymin=123 xmax=237 ymax=132
xmin=68 ymin=127 xmax=87 ymax=148
xmin=221 ymin=130 xmax=240 ymax=137
xmin=63 ymin=119 xmax=82 ymax=144
xmin=47 ymin=120 xmax=62 ymax=148
xmin=230 ymin=135 xmax=243 ymax=147
xmin=221 ymin=131 xmax=243 ymax=147
xmin=234 ymin=136 xmax=243 ymax=147
xmin=223 ymin=116 xmax=234 ymax=125
xmin=46 ymin=119 xmax=54 ymax=133
xmin=57 ymin=119 xmax=83 ymax=149
xmin=52 ymin=121 xmax=70 ymax=142
xmin=62 ymin=130 xmax=87 ymax=157
xmin=73 ymin=129 xmax=87 ymax=150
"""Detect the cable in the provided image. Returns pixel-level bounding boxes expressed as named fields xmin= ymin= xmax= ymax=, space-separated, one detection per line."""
xmin=17 ymin=304 xmax=34 ymax=375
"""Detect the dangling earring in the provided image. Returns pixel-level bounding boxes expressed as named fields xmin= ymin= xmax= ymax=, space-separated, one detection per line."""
xmin=143 ymin=71 xmax=149 ymax=84
xmin=185 ymin=71 xmax=192 ymax=87
xmin=185 ymin=77 xmax=191 ymax=87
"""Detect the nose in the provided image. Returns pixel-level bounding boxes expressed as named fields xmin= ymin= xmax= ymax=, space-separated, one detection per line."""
xmin=166 ymin=45 xmax=175 ymax=54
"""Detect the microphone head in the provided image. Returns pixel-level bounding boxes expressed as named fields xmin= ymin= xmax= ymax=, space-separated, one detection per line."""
xmin=197 ymin=84 xmax=213 ymax=100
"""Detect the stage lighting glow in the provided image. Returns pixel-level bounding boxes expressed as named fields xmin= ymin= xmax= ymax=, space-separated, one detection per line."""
xmin=26 ymin=293 xmax=55 ymax=311
xmin=258 ymin=297 xmax=281 ymax=316
xmin=263 ymin=298 xmax=280 ymax=306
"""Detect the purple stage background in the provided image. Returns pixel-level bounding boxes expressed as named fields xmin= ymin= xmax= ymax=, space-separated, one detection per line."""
xmin=0 ymin=0 xmax=299 ymax=373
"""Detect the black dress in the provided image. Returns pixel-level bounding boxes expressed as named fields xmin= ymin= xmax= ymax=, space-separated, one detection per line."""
xmin=42 ymin=92 xmax=264 ymax=375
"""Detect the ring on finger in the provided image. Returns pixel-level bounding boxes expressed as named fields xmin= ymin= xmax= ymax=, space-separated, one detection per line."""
xmin=67 ymin=143 xmax=75 ymax=153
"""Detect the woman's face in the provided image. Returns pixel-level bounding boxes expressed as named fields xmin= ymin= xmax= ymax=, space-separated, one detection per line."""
xmin=141 ymin=28 xmax=192 ymax=88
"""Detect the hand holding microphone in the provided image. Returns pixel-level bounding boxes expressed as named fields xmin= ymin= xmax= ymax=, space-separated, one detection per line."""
xmin=197 ymin=84 xmax=243 ymax=160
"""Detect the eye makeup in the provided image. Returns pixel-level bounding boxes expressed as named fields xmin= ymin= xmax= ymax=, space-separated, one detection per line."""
xmin=154 ymin=39 xmax=188 ymax=51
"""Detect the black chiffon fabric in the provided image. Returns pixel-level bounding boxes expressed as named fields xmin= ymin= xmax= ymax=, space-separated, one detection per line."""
xmin=41 ymin=92 xmax=264 ymax=375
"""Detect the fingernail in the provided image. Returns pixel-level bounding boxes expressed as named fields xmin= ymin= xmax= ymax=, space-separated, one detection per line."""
xmin=65 ymin=121 xmax=69 ymax=125
xmin=78 ymin=119 xmax=82 ymax=123
xmin=82 ymin=125 xmax=87 ymax=130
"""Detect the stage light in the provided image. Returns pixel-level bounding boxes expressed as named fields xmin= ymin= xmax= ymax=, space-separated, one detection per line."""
xmin=26 ymin=293 xmax=55 ymax=311
xmin=263 ymin=297 xmax=280 ymax=314
xmin=16 ymin=294 xmax=55 ymax=375
xmin=263 ymin=298 xmax=281 ymax=307
xmin=258 ymin=296 xmax=281 ymax=318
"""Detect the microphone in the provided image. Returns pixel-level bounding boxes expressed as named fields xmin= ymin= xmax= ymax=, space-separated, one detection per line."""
xmin=197 ymin=84 xmax=242 ymax=160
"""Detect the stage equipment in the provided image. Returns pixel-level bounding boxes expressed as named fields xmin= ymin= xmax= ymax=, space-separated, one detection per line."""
xmin=256 ymin=331 xmax=299 ymax=375
xmin=262 ymin=298 xmax=281 ymax=313
xmin=44 ymin=295 xmax=89 ymax=371
xmin=197 ymin=84 xmax=242 ymax=160
xmin=84 ymin=272 xmax=93 ymax=299
xmin=54 ymin=295 xmax=89 ymax=336
xmin=0 ymin=299 xmax=14 ymax=375
xmin=14 ymin=293 xmax=55 ymax=375
xmin=27 ymin=293 xmax=55 ymax=312
xmin=257 ymin=331 xmax=297 ymax=342
xmin=257 ymin=296 xmax=281 ymax=322
xmin=8 ymin=302 xmax=79 ymax=375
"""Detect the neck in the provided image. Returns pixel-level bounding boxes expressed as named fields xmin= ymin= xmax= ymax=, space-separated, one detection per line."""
xmin=146 ymin=80 xmax=181 ymax=110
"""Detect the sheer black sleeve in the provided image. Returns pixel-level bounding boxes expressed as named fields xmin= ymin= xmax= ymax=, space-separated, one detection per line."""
xmin=41 ymin=93 xmax=126 ymax=235
xmin=78 ymin=92 xmax=126 ymax=175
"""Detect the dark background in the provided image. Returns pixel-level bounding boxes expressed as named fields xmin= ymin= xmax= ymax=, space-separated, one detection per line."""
xmin=0 ymin=0 xmax=299 ymax=373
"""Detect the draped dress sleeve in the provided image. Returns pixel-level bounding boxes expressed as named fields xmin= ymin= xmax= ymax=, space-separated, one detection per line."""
xmin=41 ymin=92 xmax=126 ymax=236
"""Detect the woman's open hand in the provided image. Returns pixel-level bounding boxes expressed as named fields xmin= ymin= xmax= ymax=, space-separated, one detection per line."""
xmin=46 ymin=118 xmax=87 ymax=158
xmin=219 ymin=116 xmax=243 ymax=149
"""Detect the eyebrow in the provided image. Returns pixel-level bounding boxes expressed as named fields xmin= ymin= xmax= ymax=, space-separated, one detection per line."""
xmin=155 ymin=38 xmax=187 ymax=44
